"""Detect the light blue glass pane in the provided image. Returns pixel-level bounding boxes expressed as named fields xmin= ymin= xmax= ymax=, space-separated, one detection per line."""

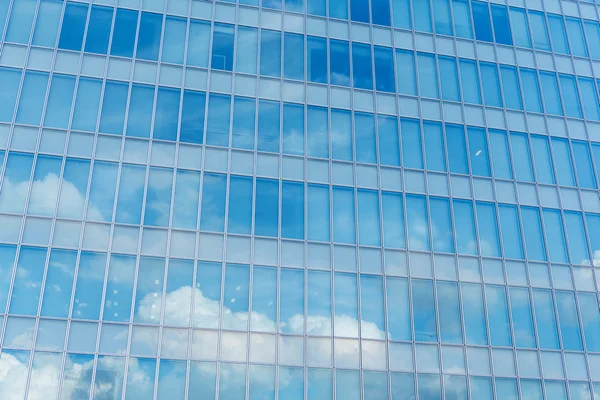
xmin=433 ymin=0 xmax=453 ymax=35
xmin=330 ymin=40 xmax=350 ymax=87
xmin=308 ymin=184 xmax=330 ymax=242
xmin=495 ymin=378 xmax=518 ymax=399
xmin=220 ymin=364 xmax=247 ymax=399
xmin=99 ymin=81 xmax=129 ymax=134
xmin=530 ymin=135 xmax=555 ymax=184
xmin=224 ymin=264 xmax=250 ymax=325
xmin=444 ymin=375 xmax=467 ymax=400
xmin=564 ymin=211 xmax=590 ymax=265
xmin=137 ymin=12 xmax=162 ymax=61
xmin=88 ymin=161 xmax=118 ymax=222
xmin=364 ymin=371 xmax=389 ymax=399
xmin=64 ymin=353 xmax=94 ymax=398
xmin=417 ymin=53 xmax=439 ymax=99
xmin=331 ymin=109 xmax=352 ymax=161
xmin=509 ymin=7 xmax=531 ymax=48
xmin=333 ymin=186 xmax=355 ymax=244
xmin=285 ymin=0 xmax=303 ymax=12
xmin=172 ymin=170 xmax=200 ymax=230
xmin=489 ymin=129 xmax=512 ymax=179
xmin=284 ymin=33 xmax=304 ymax=80
xmin=412 ymin=279 xmax=437 ymax=342
xmin=157 ymin=360 xmax=185 ymax=400
xmin=330 ymin=0 xmax=348 ymax=19
xmin=126 ymin=84 xmax=154 ymax=138
xmin=520 ymin=380 xmax=543 ymax=400
xmin=111 ymin=8 xmax=138 ymax=58
xmin=558 ymin=75 xmax=582 ymax=118
xmin=556 ymin=290 xmax=583 ymax=351
xmin=206 ymin=93 xmax=231 ymax=147
xmin=446 ymin=124 xmax=469 ymax=173
xmin=486 ymin=285 xmax=512 ymax=346
xmin=509 ymin=287 xmax=536 ymax=348
xmin=519 ymin=68 xmax=543 ymax=113
xmin=572 ymin=141 xmax=597 ymax=189
xmin=232 ymin=97 xmax=255 ymax=149
xmin=180 ymin=90 xmax=205 ymax=144
xmin=352 ymin=43 xmax=373 ymax=90
xmin=510 ymin=132 xmax=534 ymax=182
xmin=153 ymin=87 xmax=180 ymax=141
xmin=29 ymin=154 xmax=61 ymax=216
xmin=0 ymin=67 xmax=22 ymax=122
xmin=391 ymin=373 xmax=415 ymax=400
xmin=472 ymin=1 xmax=493 ymax=42
xmin=578 ymin=77 xmax=600 ymax=121
xmin=355 ymin=112 xmax=376 ymax=164
xmin=387 ymin=277 xmax=411 ymax=340
xmin=307 ymin=271 xmax=331 ymax=334
xmin=570 ymin=382 xmax=592 ymax=400
xmin=550 ymin=138 xmax=576 ymax=186
xmin=578 ymin=292 xmax=600 ymax=352
xmin=95 ymin=356 xmax=125 ymax=400
xmin=115 ymin=164 xmax=146 ymax=224
xmin=6 ymin=0 xmax=36 ymax=44
xmin=374 ymin=46 xmax=395 ymax=92
xmin=85 ymin=6 xmax=113 ymax=55
xmin=530 ymin=11 xmax=551 ymax=51
xmin=249 ymin=365 xmax=275 ymax=400
xmin=162 ymin=17 xmax=186 ymax=64
xmin=500 ymin=66 xmax=523 ymax=110
xmin=372 ymin=0 xmax=391 ymax=26
xmin=335 ymin=273 xmax=358 ymax=336
xmin=378 ymin=115 xmax=399 ymax=166
xmin=452 ymin=0 xmax=472 ymax=38
xmin=73 ymin=252 xmax=107 ymax=320
xmin=228 ymin=176 xmax=253 ymax=235
xmin=280 ymin=268 xmax=304 ymax=332
xmin=360 ymin=275 xmax=385 ymax=335
xmin=467 ymin=127 xmax=491 ymax=176
xmin=195 ymin=262 xmax=222 ymax=328
xmin=413 ymin=0 xmax=432 ymax=32
xmin=336 ymin=371 xmax=360 ymax=400
xmin=406 ymin=194 xmax=429 ymax=251
xmin=547 ymin=15 xmax=570 ymax=54
xmin=453 ymin=200 xmax=477 ymax=255
xmin=212 ymin=23 xmax=234 ymax=71
xmin=358 ymin=189 xmax=380 ymax=246
xmin=237 ymin=27 xmax=258 ymax=74
xmin=0 ymin=152 xmax=33 ymax=213
xmin=430 ymin=197 xmax=454 ymax=253
xmin=258 ymin=100 xmax=280 ymax=153
xmin=491 ymin=4 xmax=512 ymax=45
xmin=9 ymin=246 xmax=47 ymax=315
xmin=255 ymin=178 xmax=279 ymax=237
xmin=595 ymin=145 xmax=600 ymax=190
xmin=437 ymin=281 xmax=463 ymax=343
xmin=417 ymin=374 xmax=441 ymax=400
xmin=401 ymin=118 xmax=423 ymax=169
xmin=470 ymin=377 xmax=493 ymax=400
xmin=480 ymin=63 xmax=502 ymax=107
xmin=586 ymin=213 xmax=600 ymax=265
xmin=459 ymin=60 xmax=481 ymax=104
xmin=16 ymin=71 xmax=49 ymax=126
xmin=43 ymin=243 xmax=76 ymax=316
xmin=521 ymin=207 xmax=547 ymax=261
xmin=307 ymin=36 xmax=327 ymax=84
xmin=283 ymin=103 xmax=304 ymax=155
xmin=584 ymin=20 xmax=600 ymax=59
xmin=382 ymin=192 xmax=405 ymax=249
xmin=540 ymin=72 xmax=563 ymax=115
xmin=264 ymin=0 xmax=282 ymax=9
xmin=103 ymin=254 xmax=135 ymax=322
xmin=187 ymin=19 xmax=211 ymax=68
xmin=32 ymin=0 xmax=63 ymax=47
xmin=278 ymin=367 xmax=303 ymax=400
xmin=395 ymin=50 xmax=417 ymax=96
xmin=261 ymin=30 xmax=282 ymax=78
xmin=423 ymin=121 xmax=445 ymax=172
xmin=282 ymin=181 xmax=304 ymax=240
xmin=533 ymin=289 xmax=560 ymax=349
xmin=189 ymin=362 xmax=216 ymax=399
xmin=308 ymin=0 xmax=325 ymax=16
xmin=143 ymin=167 xmax=173 ymax=227
xmin=499 ymin=204 xmax=524 ymax=259
xmin=0 ymin=245 xmax=17 ymax=312
xmin=566 ymin=18 xmax=588 ymax=57
xmin=545 ymin=381 xmax=568 ymax=400
xmin=542 ymin=209 xmax=568 ymax=264
xmin=200 ymin=173 xmax=227 ymax=232
xmin=462 ymin=283 xmax=488 ymax=344
xmin=350 ymin=0 xmax=369 ymax=23
xmin=438 ymin=56 xmax=460 ymax=101
xmin=43 ymin=74 xmax=76 ymax=129
xmin=58 ymin=2 xmax=88 ymax=51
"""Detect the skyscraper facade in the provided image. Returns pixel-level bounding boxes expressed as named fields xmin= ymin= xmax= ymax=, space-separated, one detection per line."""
xmin=0 ymin=0 xmax=600 ymax=398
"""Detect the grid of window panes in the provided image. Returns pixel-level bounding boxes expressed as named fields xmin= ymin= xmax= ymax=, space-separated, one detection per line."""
xmin=1 ymin=0 xmax=600 ymax=398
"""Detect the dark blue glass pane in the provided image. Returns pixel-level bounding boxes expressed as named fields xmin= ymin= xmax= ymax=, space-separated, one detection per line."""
xmin=472 ymin=1 xmax=493 ymax=42
xmin=137 ymin=12 xmax=163 ymax=61
xmin=58 ymin=2 xmax=88 ymax=51
xmin=85 ymin=6 xmax=113 ymax=54
xmin=111 ymin=9 xmax=138 ymax=58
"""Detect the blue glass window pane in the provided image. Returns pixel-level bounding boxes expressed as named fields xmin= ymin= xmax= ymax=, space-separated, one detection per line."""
xmin=566 ymin=18 xmax=588 ymax=57
xmin=417 ymin=53 xmax=439 ymax=99
xmin=283 ymin=103 xmax=304 ymax=155
xmin=330 ymin=39 xmax=350 ymax=87
xmin=7 ymin=0 xmax=38 ymax=44
xmin=572 ymin=141 xmax=596 ymax=189
xmin=392 ymin=0 xmax=411 ymax=30
xmin=530 ymin=135 xmax=555 ymax=184
xmin=15 ymin=71 xmax=48 ymax=126
xmin=395 ymin=50 xmax=417 ymax=96
xmin=438 ymin=56 xmax=460 ymax=101
xmin=115 ymin=164 xmax=145 ymax=224
xmin=73 ymin=252 xmax=107 ymax=319
xmin=255 ymin=179 xmax=279 ymax=237
xmin=430 ymin=197 xmax=454 ymax=253
xmin=232 ymin=97 xmax=255 ymax=150
xmin=180 ymin=90 xmax=206 ymax=144
xmin=331 ymin=109 xmax=353 ymax=161
xmin=520 ymin=380 xmax=543 ymax=400
xmin=413 ymin=0 xmax=433 ymax=32
xmin=500 ymin=66 xmax=523 ymax=110
xmin=417 ymin=375 xmax=441 ymax=400
xmin=333 ymin=187 xmax=356 ymax=244
xmin=32 ymin=0 xmax=64 ymax=47
xmin=570 ymin=382 xmax=592 ymax=400
xmin=212 ymin=23 xmax=234 ymax=71
xmin=412 ymin=279 xmax=437 ymax=342
xmin=59 ymin=157 xmax=90 ymax=219
xmin=423 ymin=121 xmax=445 ymax=172
xmin=578 ymin=77 xmax=600 ymax=121
xmin=189 ymin=362 xmax=216 ymax=399
xmin=195 ymin=262 xmax=222 ymax=329
xmin=58 ymin=2 xmax=88 ymax=51
xmin=545 ymin=381 xmax=567 ymax=400
xmin=162 ymin=17 xmax=186 ymax=64
xmin=542 ymin=209 xmax=568 ymax=264
xmin=330 ymin=0 xmax=348 ymax=20
xmin=564 ymin=211 xmax=590 ymax=265
xmin=236 ymin=26 xmax=258 ymax=74
xmin=172 ymin=170 xmax=200 ymax=230
xmin=261 ymin=30 xmax=282 ymax=78
xmin=559 ymin=75 xmax=583 ymax=119
xmin=584 ymin=20 xmax=600 ymax=59
xmin=406 ymin=195 xmax=430 ymax=251
xmin=444 ymin=376 xmax=467 ymax=400
xmin=278 ymin=367 xmax=302 ymax=400
xmin=364 ymin=371 xmax=389 ymax=399
xmin=352 ymin=43 xmax=373 ymax=90
xmin=44 ymin=74 xmax=76 ymax=129
xmin=110 ymin=9 xmax=138 ymax=58
xmin=401 ymin=118 xmax=424 ymax=169
xmin=529 ymin=11 xmax=551 ymax=51
xmin=446 ymin=124 xmax=469 ymax=174
xmin=509 ymin=7 xmax=531 ymax=48
xmin=382 ymin=192 xmax=405 ymax=249
xmin=452 ymin=0 xmax=472 ymax=38
xmin=126 ymin=84 xmax=154 ymax=138
xmin=459 ymin=60 xmax=481 ymax=104
xmin=518 ymin=69 xmax=542 ymax=113
xmin=350 ymin=0 xmax=369 ymax=23
xmin=387 ymin=277 xmax=411 ymax=340
xmin=378 ymin=116 xmax=399 ymax=166
xmin=282 ymin=181 xmax=304 ymax=240
xmin=521 ymin=207 xmax=547 ymax=261
xmin=285 ymin=0 xmax=303 ymax=13
xmin=280 ymin=268 xmax=304 ymax=331
xmin=337 ymin=371 xmax=360 ymax=400
xmin=510 ymin=132 xmax=534 ymax=182
xmin=556 ymin=291 xmax=583 ymax=351
xmin=308 ymin=184 xmax=330 ymax=242
xmin=153 ymin=87 xmax=180 ymax=141
xmin=258 ymin=100 xmax=280 ymax=153
xmin=453 ymin=200 xmax=477 ymax=255
xmin=499 ymin=204 xmax=524 ymax=259
xmin=372 ymin=0 xmax=391 ymax=26
xmin=264 ymin=0 xmax=282 ymax=9
xmin=0 ymin=0 xmax=8 ymax=33
xmin=355 ymin=112 xmax=376 ymax=164
xmin=358 ymin=190 xmax=381 ymax=247
xmin=85 ymin=6 xmax=113 ymax=55
xmin=587 ymin=212 xmax=600 ymax=263
xmin=551 ymin=138 xmax=576 ymax=186
xmin=0 ymin=152 xmax=34 ymax=214
xmin=374 ymin=46 xmax=395 ymax=92
xmin=467 ymin=127 xmax=491 ymax=176
xmin=308 ymin=270 xmax=331 ymax=335
xmin=144 ymin=167 xmax=173 ymax=227
xmin=391 ymin=373 xmax=415 ymax=400
xmin=489 ymin=129 xmax=512 ymax=179
xmin=360 ymin=275 xmax=385 ymax=335
xmin=534 ymin=290 xmax=560 ymax=350
xmin=137 ymin=12 xmax=163 ymax=61
xmin=99 ymin=81 xmax=129 ymax=134
xmin=307 ymin=369 xmax=331 ymax=400
xmin=472 ymin=1 xmax=493 ymax=42
xmin=9 ymin=247 xmax=47 ymax=315
xmin=41 ymin=250 xmax=76 ymax=318
xmin=547 ymin=15 xmax=570 ymax=54
xmin=200 ymin=173 xmax=227 ymax=232
xmin=433 ymin=0 xmax=453 ymax=35
xmin=595 ymin=144 xmax=600 ymax=189
xmin=206 ymin=93 xmax=231 ymax=147
xmin=307 ymin=36 xmax=327 ymax=84
xmin=462 ymin=283 xmax=488 ymax=345
xmin=480 ymin=63 xmax=502 ymax=107
xmin=87 ymin=161 xmax=118 ymax=222
xmin=509 ymin=287 xmax=536 ymax=348
xmin=224 ymin=264 xmax=250 ymax=328
xmin=285 ymin=33 xmax=304 ymax=79
xmin=578 ymin=292 xmax=600 ymax=352
xmin=495 ymin=379 xmax=518 ymax=399
xmin=491 ymin=4 xmax=512 ymax=45
xmin=485 ymin=285 xmax=512 ymax=346
xmin=308 ymin=0 xmax=325 ymax=16
xmin=334 ymin=273 xmax=358 ymax=336
xmin=540 ymin=72 xmax=563 ymax=115
xmin=187 ymin=19 xmax=211 ymax=68
xmin=437 ymin=281 xmax=463 ymax=343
